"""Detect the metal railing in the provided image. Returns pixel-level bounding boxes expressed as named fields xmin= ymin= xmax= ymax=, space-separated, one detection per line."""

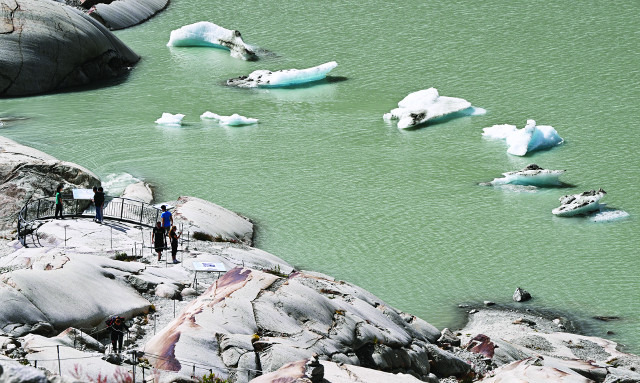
xmin=17 ymin=196 xmax=161 ymax=247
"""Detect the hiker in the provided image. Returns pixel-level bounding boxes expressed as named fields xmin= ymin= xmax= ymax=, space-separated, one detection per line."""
xmin=106 ymin=315 xmax=128 ymax=353
xmin=54 ymin=185 xmax=64 ymax=219
xmin=160 ymin=205 xmax=173 ymax=237
xmin=168 ymin=225 xmax=181 ymax=264
xmin=151 ymin=221 xmax=165 ymax=261
xmin=93 ymin=186 xmax=105 ymax=223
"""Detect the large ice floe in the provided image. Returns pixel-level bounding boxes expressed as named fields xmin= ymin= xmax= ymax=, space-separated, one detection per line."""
xmin=200 ymin=112 xmax=258 ymax=126
xmin=167 ymin=21 xmax=260 ymax=61
xmin=482 ymin=119 xmax=563 ymax=156
xmin=383 ymin=88 xmax=485 ymax=130
xmin=486 ymin=164 xmax=567 ymax=188
xmin=552 ymin=189 xmax=607 ymax=217
xmin=155 ymin=112 xmax=185 ymax=126
xmin=226 ymin=61 xmax=338 ymax=88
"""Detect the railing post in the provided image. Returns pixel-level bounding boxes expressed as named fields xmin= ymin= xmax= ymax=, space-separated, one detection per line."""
xmin=139 ymin=202 xmax=144 ymax=224
xmin=75 ymin=199 xmax=79 ymax=216
xmin=120 ymin=200 xmax=125 ymax=220
xmin=37 ymin=200 xmax=41 ymax=219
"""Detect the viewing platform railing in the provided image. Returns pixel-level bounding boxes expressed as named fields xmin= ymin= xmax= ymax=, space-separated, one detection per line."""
xmin=17 ymin=196 xmax=161 ymax=247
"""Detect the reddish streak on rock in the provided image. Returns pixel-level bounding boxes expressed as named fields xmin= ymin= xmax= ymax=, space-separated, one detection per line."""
xmin=468 ymin=334 xmax=495 ymax=359
xmin=247 ymin=359 xmax=308 ymax=383
xmin=145 ymin=267 xmax=254 ymax=371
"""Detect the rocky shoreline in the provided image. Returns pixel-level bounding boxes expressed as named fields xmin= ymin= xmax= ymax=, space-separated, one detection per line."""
xmin=0 ymin=136 xmax=639 ymax=383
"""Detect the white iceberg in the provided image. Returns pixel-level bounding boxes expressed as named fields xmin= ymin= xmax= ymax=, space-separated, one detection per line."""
xmin=489 ymin=164 xmax=566 ymax=187
xmin=155 ymin=112 xmax=185 ymax=126
xmin=383 ymin=88 xmax=483 ymax=130
xmin=200 ymin=111 xmax=258 ymax=126
xmin=226 ymin=61 xmax=338 ymax=88
xmin=167 ymin=21 xmax=258 ymax=61
xmin=552 ymin=189 xmax=606 ymax=217
xmin=483 ymin=119 xmax=563 ymax=156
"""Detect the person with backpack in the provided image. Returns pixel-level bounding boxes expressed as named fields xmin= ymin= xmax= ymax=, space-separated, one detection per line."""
xmin=106 ymin=315 xmax=128 ymax=354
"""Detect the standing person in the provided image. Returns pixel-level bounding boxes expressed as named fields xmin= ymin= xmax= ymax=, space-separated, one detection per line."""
xmin=54 ymin=185 xmax=64 ymax=219
xmin=94 ymin=186 xmax=105 ymax=224
xmin=160 ymin=205 xmax=173 ymax=237
xmin=151 ymin=221 xmax=165 ymax=261
xmin=106 ymin=315 xmax=128 ymax=354
xmin=168 ymin=225 xmax=181 ymax=264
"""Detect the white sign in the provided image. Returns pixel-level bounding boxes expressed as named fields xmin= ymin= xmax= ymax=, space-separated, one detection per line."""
xmin=72 ymin=189 xmax=95 ymax=200
xmin=192 ymin=262 xmax=226 ymax=272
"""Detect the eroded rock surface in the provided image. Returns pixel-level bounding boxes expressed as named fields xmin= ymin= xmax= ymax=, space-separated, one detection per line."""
xmin=87 ymin=0 xmax=169 ymax=30
xmin=144 ymin=267 xmax=441 ymax=382
xmin=0 ymin=0 xmax=139 ymax=97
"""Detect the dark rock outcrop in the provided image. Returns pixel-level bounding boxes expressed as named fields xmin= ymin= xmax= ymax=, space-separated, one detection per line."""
xmin=0 ymin=136 xmax=99 ymax=231
xmin=0 ymin=0 xmax=139 ymax=97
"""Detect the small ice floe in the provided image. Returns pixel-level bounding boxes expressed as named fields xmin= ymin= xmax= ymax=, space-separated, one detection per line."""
xmin=486 ymin=164 xmax=567 ymax=187
xmin=155 ymin=113 xmax=185 ymax=126
xmin=226 ymin=61 xmax=338 ymax=88
xmin=590 ymin=209 xmax=630 ymax=223
xmin=167 ymin=21 xmax=260 ymax=61
xmin=483 ymin=119 xmax=563 ymax=156
xmin=552 ymin=189 xmax=606 ymax=217
xmin=200 ymin=112 xmax=258 ymax=126
xmin=383 ymin=88 xmax=484 ymax=130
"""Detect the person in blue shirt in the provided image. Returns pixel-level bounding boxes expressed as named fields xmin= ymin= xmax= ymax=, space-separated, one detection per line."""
xmin=160 ymin=205 xmax=173 ymax=237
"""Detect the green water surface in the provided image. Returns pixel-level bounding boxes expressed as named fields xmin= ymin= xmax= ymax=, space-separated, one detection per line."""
xmin=1 ymin=1 xmax=638 ymax=352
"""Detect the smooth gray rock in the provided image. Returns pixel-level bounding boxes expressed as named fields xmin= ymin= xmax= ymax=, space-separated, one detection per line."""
xmin=425 ymin=343 xmax=471 ymax=378
xmin=0 ymin=0 xmax=139 ymax=97
xmin=89 ymin=0 xmax=169 ymax=30
xmin=120 ymin=182 xmax=154 ymax=204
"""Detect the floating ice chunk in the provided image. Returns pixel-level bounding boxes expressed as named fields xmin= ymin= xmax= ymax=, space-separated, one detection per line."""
xmin=200 ymin=111 xmax=258 ymax=126
xmin=482 ymin=124 xmax=518 ymax=140
xmin=167 ymin=21 xmax=259 ymax=61
xmin=483 ymin=120 xmax=563 ymax=156
xmin=590 ymin=209 xmax=630 ymax=222
xmin=552 ymin=189 xmax=606 ymax=216
xmin=155 ymin=112 xmax=185 ymax=126
xmin=489 ymin=164 xmax=566 ymax=187
xmin=383 ymin=88 xmax=481 ymax=130
xmin=226 ymin=61 xmax=338 ymax=88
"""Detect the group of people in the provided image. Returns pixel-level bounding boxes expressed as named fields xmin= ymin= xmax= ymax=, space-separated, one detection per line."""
xmin=151 ymin=205 xmax=181 ymax=264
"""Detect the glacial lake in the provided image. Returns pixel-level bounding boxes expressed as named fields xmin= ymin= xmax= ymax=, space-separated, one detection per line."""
xmin=1 ymin=1 xmax=638 ymax=353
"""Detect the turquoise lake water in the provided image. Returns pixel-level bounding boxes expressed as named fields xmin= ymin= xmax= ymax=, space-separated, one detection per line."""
xmin=1 ymin=1 xmax=638 ymax=352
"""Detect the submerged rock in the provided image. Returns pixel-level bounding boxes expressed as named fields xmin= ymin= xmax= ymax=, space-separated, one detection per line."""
xmin=0 ymin=0 xmax=139 ymax=97
xmin=383 ymin=88 xmax=484 ymax=130
xmin=552 ymin=189 xmax=606 ymax=217
xmin=227 ymin=62 xmax=338 ymax=88
xmin=167 ymin=21 xmax=260 ymax=61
